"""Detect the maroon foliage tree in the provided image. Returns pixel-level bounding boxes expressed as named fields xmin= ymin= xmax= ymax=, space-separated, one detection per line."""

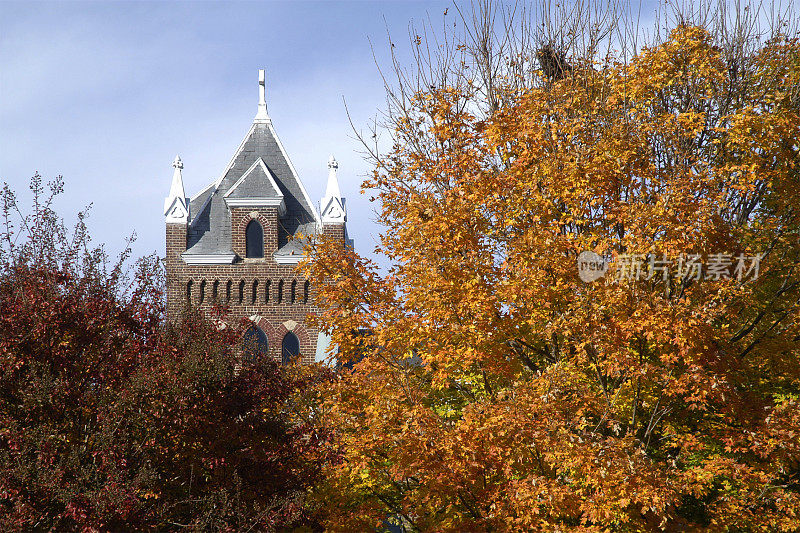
xmin=0 ymin=175 xmax=330 ymax=531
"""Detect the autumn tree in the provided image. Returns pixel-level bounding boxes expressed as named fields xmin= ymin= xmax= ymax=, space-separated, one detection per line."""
xmin=304 ymin=1 xmax=800 ymax=530
xmin=0 ymin=175 xmax=331 ymax=531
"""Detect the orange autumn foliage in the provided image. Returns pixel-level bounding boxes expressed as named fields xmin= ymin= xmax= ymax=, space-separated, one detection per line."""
xmin=304 ymin=21 xmax=800 ymax=532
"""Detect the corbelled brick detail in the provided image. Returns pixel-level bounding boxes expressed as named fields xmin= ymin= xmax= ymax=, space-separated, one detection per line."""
xmin=166 ymin=218 xmax=340 ymax=364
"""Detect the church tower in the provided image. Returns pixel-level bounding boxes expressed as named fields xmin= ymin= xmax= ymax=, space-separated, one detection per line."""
xmin=164 ymin=70 xmax=348 ymax=364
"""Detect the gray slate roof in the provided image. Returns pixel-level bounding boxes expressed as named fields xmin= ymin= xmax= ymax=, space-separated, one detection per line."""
xmin=274 ymin=221 xmax=317 ymax=259
xmin=185 ymin=122 xmax=318 ymax=258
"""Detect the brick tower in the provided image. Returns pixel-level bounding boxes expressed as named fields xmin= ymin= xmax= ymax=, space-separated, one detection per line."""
xmin=163 ymin=70 xmax=348 ymax=364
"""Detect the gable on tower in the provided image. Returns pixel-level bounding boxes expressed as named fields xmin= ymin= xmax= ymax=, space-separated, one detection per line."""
xmin=183 ymin=120 xmax=319 ymax=264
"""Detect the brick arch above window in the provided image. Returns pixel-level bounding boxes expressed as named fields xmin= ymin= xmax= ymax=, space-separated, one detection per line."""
xmin=234 ymin=211 xmax=273 ymax=260
xmin=275 ymin=321 xmax=311 ymax=362
xmin=253 ymin=317 xmax=281 ymax=358
xmin=247 ymin=318 xmax=312 ymax=364
xmin=247 ymin=221 xmax=265 ymax=258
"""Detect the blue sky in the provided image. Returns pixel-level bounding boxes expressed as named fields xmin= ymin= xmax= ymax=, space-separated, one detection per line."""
xmin=0 ymin=0 xmax=449 ymax=264
xmin=5 ymin=1 xmax=785 ymax=267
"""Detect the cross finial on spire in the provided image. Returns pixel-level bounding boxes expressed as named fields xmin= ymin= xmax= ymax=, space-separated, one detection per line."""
xmin=172 ymin=155 xmax=183 ymax=170
xmin=328 ymin=155 xmax=338 ymax=170
xmin=255 ymin=69 xmax=270 ymax=123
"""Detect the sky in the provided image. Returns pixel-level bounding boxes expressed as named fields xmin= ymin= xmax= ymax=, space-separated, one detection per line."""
xmin=0 ymin=0 xmax=449 ymax=265
xmin=3 ymin=0 xmax=793 ymax=267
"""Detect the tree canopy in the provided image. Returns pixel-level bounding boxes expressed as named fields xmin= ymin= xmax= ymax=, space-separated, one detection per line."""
xmin=304 ymin=2 xmax=800 ymax=530
xmin=0 ymin=176 xmax=331 ymax=531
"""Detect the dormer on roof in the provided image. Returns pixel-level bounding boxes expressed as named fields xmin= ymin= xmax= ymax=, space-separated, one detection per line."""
xmin=180 ymin=69 xmax=320 ymax=265
xmin=223 ymin=158 xmax=287 ymax=216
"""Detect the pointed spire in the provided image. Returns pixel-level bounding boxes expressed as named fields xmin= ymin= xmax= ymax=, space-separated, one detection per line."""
xmin=254 ymin=69 xmax=270 ymax=123
xmin=168 ymin=155 xmax=184 ymax=198
xmin=320 ymin=155 xmax=346 ymax=224
xmin=325 ymin=155 xmax=341 ymax=199
xmin=164 ymin=155 xmax=189 ymax=223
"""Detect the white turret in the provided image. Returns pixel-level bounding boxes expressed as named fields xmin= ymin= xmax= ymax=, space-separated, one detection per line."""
xmin=320 ymin=155 xmax=346 ymax=224
xmin=164 ymin=155 xmax=189 ymax=223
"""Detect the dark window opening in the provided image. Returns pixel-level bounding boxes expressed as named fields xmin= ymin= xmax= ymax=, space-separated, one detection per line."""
xmin=186 ymin=280 xmax=193 ymax=304
xmin=290 ymin=280 xmax=297 ymax=304
xmin=303 ymin=281 xmax=310 ymax=304
xmin=277 ymin=280 xmax=284 ymax=303
xmin=246 ymin=220 xmax=264 ymax=258
xmin=243 ymin=326 xmax=269 ymax=360
xmin=281 ymin=332 xmax=300 ymax=365
xmin=238 ymin=280 xmax=245 ymax=304
xmin=212 ymin=280 xmax=219 ymax=301
xmin=225 ymin=280 xmax=232 ymax=303
xmin=251 ymin=280 xmax=258 ymax=305
xmin=264 ymin=280 xmax=271 ymax=303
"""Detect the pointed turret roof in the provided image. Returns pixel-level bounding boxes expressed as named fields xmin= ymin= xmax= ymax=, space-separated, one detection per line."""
xmin=320 ymin=155 xmax=346 ymax=224
xmin=164 ymin=155 xmax=189 ymax=223
xmin=183 ymin=70 xmax=319 ymax=261
xmin=324 ymin=155 xmax=341 ymax=199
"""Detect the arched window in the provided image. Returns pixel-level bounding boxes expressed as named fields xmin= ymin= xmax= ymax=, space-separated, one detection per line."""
xmin=238 ymin=280 xmax=245 ymax=304
xmin=212 ymin=280 xmax=220 ymax=301
xmin=264 ymin=280 xmax=271 ymax=303
xmin=246 ymin=220 xmax=264 ymax=258
xmin=198 ymin=280 xmax=206 ymax=304
xmin=290 ymin=280 xmax=297 ymax=304
xmin=186 ymin=280 xmax=193 ymax=304
xmin=242 ymin=326 xmax=269 ymax=360
xmin=282 ymin=332 xmax=300 ymax=365
xmin=277 ymin=280 xmax=284 ymax=303
xmin=225 ymin=280 xmax=232 ymax=303
xmin=303 ymin=281 xmax=310 ymax=304
xmin=251 ymin=279 xmax=258 ymax=304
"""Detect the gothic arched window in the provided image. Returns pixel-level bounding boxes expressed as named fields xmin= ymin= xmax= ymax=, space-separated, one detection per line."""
xmin=246 ymin=220 xmax=264 ymax=258
xmin=281 ymin=332 xmax=300 ymax=365
xmin=242 ymin=326 xmax=269 ymax=360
